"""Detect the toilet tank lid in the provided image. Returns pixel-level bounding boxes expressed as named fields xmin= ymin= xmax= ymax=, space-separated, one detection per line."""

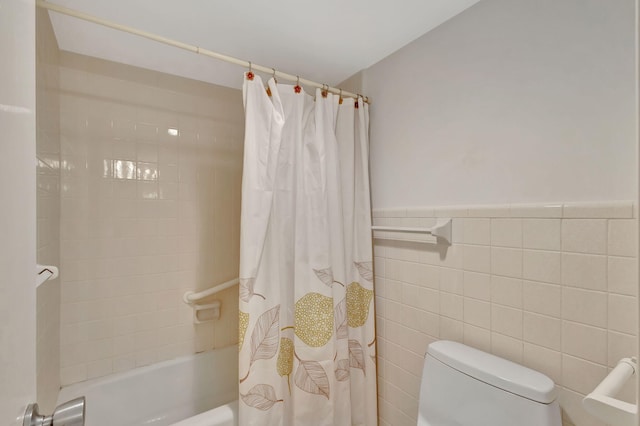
xmin=427 ymin=341 xmax=557 ymax=404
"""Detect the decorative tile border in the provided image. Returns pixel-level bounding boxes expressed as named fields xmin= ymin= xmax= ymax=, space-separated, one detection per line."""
xmin=372 ymin=201 xmax=635 ymax=219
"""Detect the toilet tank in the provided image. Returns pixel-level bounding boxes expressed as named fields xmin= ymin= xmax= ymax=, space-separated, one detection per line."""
xmin=418 ymin=341 xmax=562 ymax=426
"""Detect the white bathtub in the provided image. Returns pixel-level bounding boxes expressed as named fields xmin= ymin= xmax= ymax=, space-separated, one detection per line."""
xmin=57 ymin=346 xmax=239 ymax=426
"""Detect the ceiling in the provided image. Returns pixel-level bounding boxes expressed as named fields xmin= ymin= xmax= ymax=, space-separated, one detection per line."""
xmin=48 ymin=0 xmax=481 ymax=90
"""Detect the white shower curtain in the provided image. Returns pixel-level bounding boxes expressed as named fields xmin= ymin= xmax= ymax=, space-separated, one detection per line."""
xmin=238 ymin=74 xmax=377 ymax=426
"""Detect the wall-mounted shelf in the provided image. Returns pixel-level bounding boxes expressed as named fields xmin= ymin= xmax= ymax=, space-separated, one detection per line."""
xmin=36 ymin=264 xmax=59 ymax=287
xmin=371 ymin=218 xmax=452 ymax=244
xmin=182 ymin=277 xmax=238 ymax=324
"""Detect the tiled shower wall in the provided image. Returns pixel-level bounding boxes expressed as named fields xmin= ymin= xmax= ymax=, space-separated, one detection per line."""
xmin=58 ymin=53 xmax=244 ymax=385
xmin=373 ymin=202 xmax=637 ymax=426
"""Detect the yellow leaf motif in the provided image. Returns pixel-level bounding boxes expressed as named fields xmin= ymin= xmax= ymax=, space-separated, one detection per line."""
xmin=294 ymin=292 xmax=334 ymax=347
xmin=346 ymin=282 xmax=374 ymax=328
xmin=277 ymin=338 xmax=294 ymax=377
xmin=239 ymin=311 xmax=249 ymax=350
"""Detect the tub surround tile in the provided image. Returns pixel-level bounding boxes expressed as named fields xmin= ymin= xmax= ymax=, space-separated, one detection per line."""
xmin=59 ymin=54 xmax=243 ymax=385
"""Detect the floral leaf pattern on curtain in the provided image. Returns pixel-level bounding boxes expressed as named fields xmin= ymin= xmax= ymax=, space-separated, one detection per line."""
xmin=348 ymin=339 xmax=366 ymax=375
xmin=240 ymin=304 xmax=280 ymax=383
xmin=346 ymin=282 xmax=374 ymax=328
xmin=294 ymin=293 xmax=334 ymax=347
xmin=335 ymin=359 xmax=350 ymax=381
xmin=250 ymin=304 xmax=280 ymax=362
xmin=277 ymin=337 xmax=294 ymax=393
xmin=238 ymin=311 xmax=249 ymax=350
xmin=240 ymin=384 xmax=283 ymax=410
xmin=239 ymin=278 xmax=264 ymax=302
xmin=354 ymin=261 xmax=374 ymax=282
xmin=313 ymin=267 xmax=334 ymax=287
xmin=334 ymin=297 xmax=348 ymax=339
xmin=240 ymin=77 xmax=376 ymax=425
xmin=294 ymin=357 xmax=330 ymax=399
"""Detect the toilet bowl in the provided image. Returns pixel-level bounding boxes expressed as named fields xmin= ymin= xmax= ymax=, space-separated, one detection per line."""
xmin=417 ymin=340 xmax=562 ymax=426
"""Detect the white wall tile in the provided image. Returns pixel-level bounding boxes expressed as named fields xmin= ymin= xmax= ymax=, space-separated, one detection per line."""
xmin=561 ymin=355 xmax=607 ymax=395
xmin=523 ymin=312 xmax=562 ymax=351
xmin=523 ymin=343 xmax=562 ymax=384
xmin=608 ymin=219 xmax=637 ymax=257
xmin=463 ymin=271 xmax=491 ymax=301
xmin=490 ymin=276 xmax=522 ymax=309
xmin=491 ymin=247 xmax=522 ymax=278
xmin=440 ymin=268 xmax=463 ymax=295
xmin=491 ymin=332 xmax=523 ymax=363
xmin=463 ymin=218 xmax=490 ymax=245
xmin=491 ymin=219 xmax=522 ymax=248
xmin=608 ymin=256 xmax=637 ymax=296
xmin=561 ymin=219 xmax=607 ymax=254
xmin=522 ymin=219 xmax=561 ymax=250
xmin=561 ymin=253 xmax=607 ymax=291
xmin=463 ymin=298 xmax=490 ymax=329
xmin=561 ymin=321 xmax=607 ymax=365
xmin=462 ymin=244 xmax=491 ymax=273
xmin=608 ymin=294 xmax=637 ymax=335
xmin=607 ymin=331 xmax=636 ymax=368
xmin=562 ymin=287 xmax=607 ymax=328
xmin=522 ymin=280 xmax=561 ymax=318
xmin=522 ymin=250 xmax=561 ymax=284
xmin=491 ymin=305 xmax=522 ymax=339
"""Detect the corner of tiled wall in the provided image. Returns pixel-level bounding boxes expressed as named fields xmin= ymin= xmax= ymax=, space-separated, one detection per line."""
xmin=57 ymin=53 xmax=244 ymax=386
xmin=36 ymin=7 xmax=61 ymax=413
xmin=373 ymin=202 xmax=637 ymax=426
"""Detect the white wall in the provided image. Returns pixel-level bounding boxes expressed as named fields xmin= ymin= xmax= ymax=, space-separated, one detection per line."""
xmin=0 ymin=0 xmax=37 ymax=423
xmin=364 ymin=0 xmax=636 ymax=208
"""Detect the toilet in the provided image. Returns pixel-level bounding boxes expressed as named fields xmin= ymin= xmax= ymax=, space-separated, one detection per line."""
xmin=418 ymin=340 xmax=562 ymax=426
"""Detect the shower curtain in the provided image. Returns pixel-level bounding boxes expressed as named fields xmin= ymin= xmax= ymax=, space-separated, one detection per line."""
xmin=238 ymin=74 xmax=377 ymax=426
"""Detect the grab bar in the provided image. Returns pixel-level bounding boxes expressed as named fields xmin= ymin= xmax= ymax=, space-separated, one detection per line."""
xmin=371 ymin=218 xmax=452 ymax=244
xmin=182 ymin=277 xmax=239 ymax=305
xmin=583 ymin=357 xmax=638 ymax=426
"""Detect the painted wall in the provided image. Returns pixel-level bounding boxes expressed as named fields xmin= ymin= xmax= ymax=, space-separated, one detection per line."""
xmin=36 ymin=8 xmax=61 ymax=412
xmin=57 ymin=53 xmax=243 ymax=385
xmin=364 ymin=0 xmax=636 ymax=208
xmin=360 ymin=1 xmax=639 ymax=426
xmin=0 ymin=0 xmax=37 ymax=423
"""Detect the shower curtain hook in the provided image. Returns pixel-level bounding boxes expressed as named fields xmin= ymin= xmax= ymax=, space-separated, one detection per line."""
xmin=355 ymin=93 xmax=361 ymax=109
xmin=246 ymin=62 xmax=254 ymax=80
xmin=294 ymin=76 xmax=302 ymax=94
xmin=272 ymin=68 xmax=277 ymax=83
xmin=338 ymin=89 xmax=343 ymax=105
xmin=321 ymin=84 xmax=328 ymax=98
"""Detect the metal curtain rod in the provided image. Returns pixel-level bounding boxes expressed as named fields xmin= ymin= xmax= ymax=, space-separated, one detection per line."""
xmin=36 ymin=0 xmax=369 ymax=103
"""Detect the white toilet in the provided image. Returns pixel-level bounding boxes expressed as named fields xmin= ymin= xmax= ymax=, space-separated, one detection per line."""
xmin=418 ymin=340 xmax=562 ymax=426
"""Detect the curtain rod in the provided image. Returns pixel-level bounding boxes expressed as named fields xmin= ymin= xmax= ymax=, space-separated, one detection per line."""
xmin=36 ymin=0 xmax=369 ymax=103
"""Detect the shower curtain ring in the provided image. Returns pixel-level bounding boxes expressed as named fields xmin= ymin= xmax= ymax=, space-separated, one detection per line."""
xmin=246 ymin=61 xmax=254 ymax=80
xmin=272 ymin=68 xmax=277 ymax=83
xmin=294 ymin=76 xmax=302 ymax=93
xmin=322 ymin=84 xmax=328 ymax=98
xmin=339 ymin=88 xmax=343 ymax=105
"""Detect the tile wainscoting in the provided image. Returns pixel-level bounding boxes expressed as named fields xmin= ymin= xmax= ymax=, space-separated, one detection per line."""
xmin=373 ymin=202 xmax=637 ymax=426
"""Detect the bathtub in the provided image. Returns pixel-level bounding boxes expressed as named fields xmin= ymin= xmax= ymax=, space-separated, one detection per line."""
xmin=57 ymin=346 xmax=239 ymax=426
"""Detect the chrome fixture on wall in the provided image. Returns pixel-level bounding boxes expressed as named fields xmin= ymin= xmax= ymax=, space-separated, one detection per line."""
xmin=23 ymin=397 xmax=85 ymax=426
